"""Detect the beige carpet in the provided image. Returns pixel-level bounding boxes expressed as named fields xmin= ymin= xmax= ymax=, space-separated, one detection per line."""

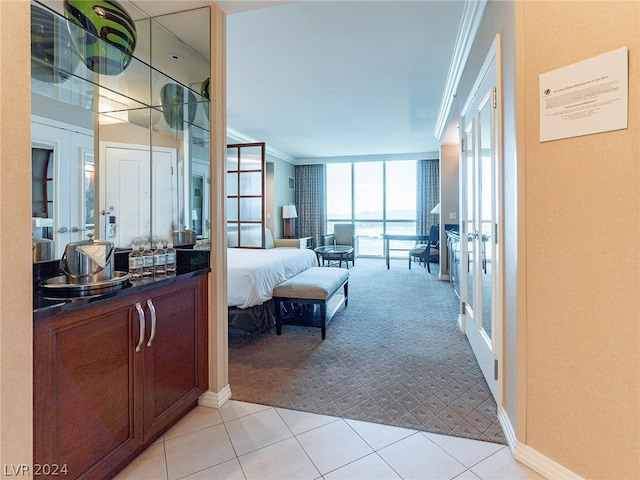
xmin=228 ymin=257 xmax=506 ymax=444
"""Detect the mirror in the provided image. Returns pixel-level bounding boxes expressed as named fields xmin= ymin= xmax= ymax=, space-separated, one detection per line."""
xmin=30 ymin=1 xmax=211 ymax=259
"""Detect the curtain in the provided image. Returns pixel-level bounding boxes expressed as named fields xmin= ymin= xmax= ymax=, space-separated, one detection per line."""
xmin=416 ymin=159 xmax=439 ymax=235
xmin=295 ymin=164 xmax=326 ymax=248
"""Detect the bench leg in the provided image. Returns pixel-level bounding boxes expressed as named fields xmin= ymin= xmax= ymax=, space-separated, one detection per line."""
xmin=320 ymin=302 xmax=326 ymax=339
xmin=275 ymin=299 xmax=282 ymax=335
xmin=344 ymin=282 xmax=349 ymax=307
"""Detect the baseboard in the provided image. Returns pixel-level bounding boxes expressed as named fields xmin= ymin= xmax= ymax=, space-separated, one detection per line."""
xmin=198 ymin=385 xmax=232 ymax=409
xmin=497 ymin=407 xmax=517 ymax=453
xmin=498 ymin=407 xmax=584 ymax=480
xmin=515 ymin=443 xmax=584 ymax=480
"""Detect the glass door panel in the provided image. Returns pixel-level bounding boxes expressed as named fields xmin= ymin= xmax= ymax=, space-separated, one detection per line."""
xmin=479 ymin=96 xmax=493 ymax=341
xmin=465 ymin=121 xmax=475 ymax=315
xmin=227 ymin=143 xmax=265 ymax=248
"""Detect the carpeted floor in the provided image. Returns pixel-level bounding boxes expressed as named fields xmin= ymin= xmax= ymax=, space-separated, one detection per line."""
xmin=228 ymin=257 xmax=506 ymax=444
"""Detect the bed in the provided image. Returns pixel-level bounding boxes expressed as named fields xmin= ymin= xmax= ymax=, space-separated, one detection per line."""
xmin=227 ymin=247 xmax=318 ymax=333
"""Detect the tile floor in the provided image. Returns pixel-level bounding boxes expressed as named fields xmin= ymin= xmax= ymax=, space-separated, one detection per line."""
xmin=114 ymin=400 xmax=544 ymax=480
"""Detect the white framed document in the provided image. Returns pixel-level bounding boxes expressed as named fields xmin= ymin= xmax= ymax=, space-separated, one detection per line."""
xmin=539 ymin=47 xmax=628 ymax=142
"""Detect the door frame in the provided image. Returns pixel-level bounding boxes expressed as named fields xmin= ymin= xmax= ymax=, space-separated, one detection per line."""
xmin=458 ymin=34 xmax=504 ymax=404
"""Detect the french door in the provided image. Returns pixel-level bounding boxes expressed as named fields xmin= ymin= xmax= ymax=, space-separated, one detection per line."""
xmin=460 ymin=35 xmax=502 ymax=401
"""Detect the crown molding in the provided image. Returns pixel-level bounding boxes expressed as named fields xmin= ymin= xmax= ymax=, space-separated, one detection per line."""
xmin=293 ymin=151 xmax=438 ymax=165
xmin=434 ymin=0 xmax=488 ymax=141
xmin=226 ymin=127 xmax=296 ymax=163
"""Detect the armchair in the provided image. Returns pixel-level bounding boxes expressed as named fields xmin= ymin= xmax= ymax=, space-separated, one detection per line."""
xmin=265 ymin=228 xmax=306 ymax=249
xmin=321 ymin=223 xmax=358 ymax=267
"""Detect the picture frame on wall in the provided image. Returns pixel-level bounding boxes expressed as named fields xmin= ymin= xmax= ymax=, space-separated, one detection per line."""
xmin=288 ymin=177 xmax=295 ymax=190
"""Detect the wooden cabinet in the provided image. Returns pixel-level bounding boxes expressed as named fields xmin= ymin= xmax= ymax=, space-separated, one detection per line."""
xmin=34 ymin=275 xmax=208 ymax=480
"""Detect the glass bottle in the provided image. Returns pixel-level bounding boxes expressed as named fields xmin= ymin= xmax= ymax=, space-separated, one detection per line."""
xmin=128 ymin=244 xmax=143 ymax=280
xmin=153 ymin=240 xmax=166 ymax=277
xmin=165 ymin=241 xmax=177 ymax=276
xmin=141 ymin=242 xmax=154 ymax=278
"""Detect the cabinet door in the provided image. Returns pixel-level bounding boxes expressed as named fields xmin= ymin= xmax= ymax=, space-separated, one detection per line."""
xmin=34 ymin=297 xmax=144 ymax=480
xmin=142 ymin=275 xmax=208 ymax=441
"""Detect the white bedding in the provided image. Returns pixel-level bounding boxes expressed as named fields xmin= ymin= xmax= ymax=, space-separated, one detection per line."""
xmin=227 ymin=248 xmax=318 ymax=308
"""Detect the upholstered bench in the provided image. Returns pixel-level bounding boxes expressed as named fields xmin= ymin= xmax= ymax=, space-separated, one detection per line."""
xmin=273 ymin=267 xmax=349 ymax=339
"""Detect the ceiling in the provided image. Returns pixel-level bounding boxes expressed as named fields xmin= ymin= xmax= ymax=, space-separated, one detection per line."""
xmin=38 ymin=0 xmax=465 ymax=162
xmin=224 ymin=1 xmax=466 ymax=162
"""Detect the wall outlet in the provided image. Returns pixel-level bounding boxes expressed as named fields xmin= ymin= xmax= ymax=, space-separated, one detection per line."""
xmin=449 ymin=212 xmax=457 ymax=220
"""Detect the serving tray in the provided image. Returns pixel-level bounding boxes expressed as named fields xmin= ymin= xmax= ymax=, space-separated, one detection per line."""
xmin=42 ymin=271 xmax=131 ymax=298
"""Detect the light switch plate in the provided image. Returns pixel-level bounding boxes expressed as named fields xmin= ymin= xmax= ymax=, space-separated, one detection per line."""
xmin=449 ymin=212 xmax=457 ymax=220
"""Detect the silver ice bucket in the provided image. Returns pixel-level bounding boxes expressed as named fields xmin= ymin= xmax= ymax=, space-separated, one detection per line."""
xmin=62 ymin=237 xmax=114 ymax=285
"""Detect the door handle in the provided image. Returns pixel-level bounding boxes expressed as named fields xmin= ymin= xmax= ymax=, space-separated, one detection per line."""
xmin=70 ymin=226 xmax=89 ymax=233
xmin=57 ymin=227 xmax=68 ymax=233
xmin=135 ymin=301 xmax=146 ymax=352
xmin=146 ymin=299 xmax=157 ymax=347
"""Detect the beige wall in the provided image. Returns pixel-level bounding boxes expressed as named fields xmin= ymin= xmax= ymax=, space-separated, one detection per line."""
xmin=0 ymin=0 xmax=33 ymax=473
xmin=438 ymin=143 xmax=459 ymax=277
xmin=520 ymin=2 xmax=639 ymax=477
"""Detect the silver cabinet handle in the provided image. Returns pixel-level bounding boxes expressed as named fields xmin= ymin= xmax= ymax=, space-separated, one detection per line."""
xmin=135 ymin=301 xmax=146 ymax=352
xmin=146 ymin=299 xmax=157 ymax=347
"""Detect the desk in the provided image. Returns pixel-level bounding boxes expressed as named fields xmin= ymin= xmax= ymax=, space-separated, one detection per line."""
xmin=314 ymin=246 xmax=354 ymax=269
xmin=381 ymin=234 xmax=430 ymax=269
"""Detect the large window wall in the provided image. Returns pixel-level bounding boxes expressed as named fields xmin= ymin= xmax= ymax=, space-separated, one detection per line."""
xmin=327 ymin=160 xmax=417 ymax=257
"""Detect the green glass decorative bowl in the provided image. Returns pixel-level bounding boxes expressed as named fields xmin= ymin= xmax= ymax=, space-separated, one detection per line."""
xmin=63 ymin=0 xmax=137 ymax=75
xmin=200 ymin=77 xmax=210 ymax=119
xmin=31 ymin=4 xmax=81 ymax=83
xmin=160 ymin=83 xmax=197 ymax=130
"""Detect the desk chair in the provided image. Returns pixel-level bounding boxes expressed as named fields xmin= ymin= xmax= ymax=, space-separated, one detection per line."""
xmin=409 ymin=224 xmax=439 ymax=273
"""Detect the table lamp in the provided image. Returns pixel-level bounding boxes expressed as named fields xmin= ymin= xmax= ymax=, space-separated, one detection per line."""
xmin=282 ymin=204 xmax=297 ymax=238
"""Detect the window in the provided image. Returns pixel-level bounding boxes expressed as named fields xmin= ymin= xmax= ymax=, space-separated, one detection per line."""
xmin=327 ymin=160 xmax=417 ymax=257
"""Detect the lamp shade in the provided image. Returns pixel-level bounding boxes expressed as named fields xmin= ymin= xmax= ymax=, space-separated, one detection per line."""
xmin=282 ymin=205 xmax=297 ymax=219
xmin=430 ymin=203 xmax=441 ymax=215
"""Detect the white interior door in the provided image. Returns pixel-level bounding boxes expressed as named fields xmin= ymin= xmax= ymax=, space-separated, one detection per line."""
xmin=31 ymin=119 xmax=93 ymax=258
xmin=151 ymin=150 xmax=178 ymax=242
xmin=101 ymin=143 xmax=177 ymax=248
xmin=460 ymin=36 xmax=502 ymax=401
xmin=192 ymin=159 xmax=211 ymax=238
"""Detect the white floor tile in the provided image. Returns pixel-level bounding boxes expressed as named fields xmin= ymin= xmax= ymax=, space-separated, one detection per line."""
xmin=296 ymin=419 xmax=374 ymax=475
xmin=470 ymin=448 xmax=545 ymax=480
xmin=164 ymin=423 xmax=237 ymax=480
xmin=425 ymin=432 xmax=505 ymax=468
xmin=453 ymin=470 xmax=482 ymax=480
xmin=238 ymin=436 xmax=321 ymax=480
xmin=225 ymin=407 xmax=293 ymax=456
xmin=346 ymin=418 xmax=417 ymax=451
xmin=219 ymin=400 xmax=272 ymax=422
xmin=179 ymin=458 xmax=246 ymax=480
xmin=113 ymin=441 xmax=167 ymax=480
xmin=112 ymin=401 xmax=543 ymax=480
xmin=276 ymin=406 xmax=340 ymax=435
xmin=324 ymin=452 xmax=402 ymax=480
xmin=378 ymin=432 xmax=467 ymax=480
xmin=164 ymin=405 xmax=224 ymax=440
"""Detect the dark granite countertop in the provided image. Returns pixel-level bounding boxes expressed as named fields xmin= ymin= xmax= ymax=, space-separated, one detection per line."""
xmin=33 ymin=249 xmax=210 ymax=320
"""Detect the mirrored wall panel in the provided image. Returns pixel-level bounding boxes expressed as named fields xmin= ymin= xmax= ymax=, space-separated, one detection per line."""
xmin=31 ymin=0 xmax=211 ymax=259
